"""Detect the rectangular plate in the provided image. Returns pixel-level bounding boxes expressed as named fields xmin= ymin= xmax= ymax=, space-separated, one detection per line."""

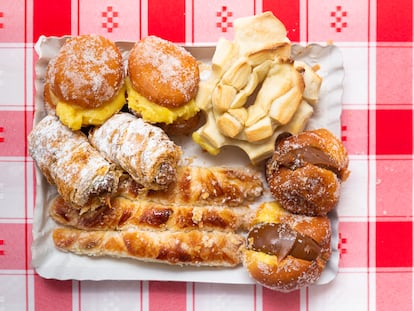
xmin=32 ymin=36 xmax=344 ymax=284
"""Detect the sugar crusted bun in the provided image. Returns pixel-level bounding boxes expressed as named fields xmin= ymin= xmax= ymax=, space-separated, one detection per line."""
xmin=46 ymin=34 xmax=124 ymax=109
xmin=128 ymin=35 xmax=200 ymax=109
xmin=265 ymin=129 xmax=350 ymax=216
xmin=242 ymin=201 xmax=331 ymax=292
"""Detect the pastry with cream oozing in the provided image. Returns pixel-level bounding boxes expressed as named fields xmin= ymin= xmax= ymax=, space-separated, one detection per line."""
xmin=126 ymin=35 xmax=202 ymax=136
xmin=44 ymin=34 xmax=126 ymax=131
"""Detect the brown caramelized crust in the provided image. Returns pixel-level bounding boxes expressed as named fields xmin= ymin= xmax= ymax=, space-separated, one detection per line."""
xmin=128 ymin=36 xmax=200 ymax=108
xmin=157 ymin=111 xmax=205 ymax=136
xmin=118 ymin=165 xmax=264 ymax=207
xmin=242 ymin=201 xmax=331 ymax=292
xmin=47 ymin=34 xmax=124 ymax=108
xmin=49 ymin=195 xmax=251 ymax=232
xmin=53 ymin=227 xmax=244 ymax=266
xmin=266 ymin=128 xmax=350 ymax=216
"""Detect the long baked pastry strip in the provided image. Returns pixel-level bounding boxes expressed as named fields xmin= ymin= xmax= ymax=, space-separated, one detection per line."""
xmin=52 ymin=227 xmax=244 ymax=266
xmin=118 ymin=165 xmax=264 ymax=207
xmin=28 ymin=115 xmax=121 ymax=208
xmin=89 ymin=113 xmax=182 ymax=191
xmin=49 ymin=195 xmax=252 ymax=232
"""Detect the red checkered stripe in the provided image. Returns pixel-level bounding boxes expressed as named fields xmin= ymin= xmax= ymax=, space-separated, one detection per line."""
xmin=0 ymin=0 xmax=413 ymax=310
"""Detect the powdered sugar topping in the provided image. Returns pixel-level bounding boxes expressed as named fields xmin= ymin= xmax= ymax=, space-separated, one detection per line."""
xmin=28 ymin=115 xmax=118 ymax=206
xmin=89 ymin=113 xmax=181 ymax=189
xmin=48 ymin=34 xmax=123 ymax=107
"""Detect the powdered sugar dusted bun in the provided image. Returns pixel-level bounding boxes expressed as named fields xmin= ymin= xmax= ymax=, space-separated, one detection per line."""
xmin=128 ymin=36 xmax=200 ymax=108
xmin=28 ymin=115 xmax=121 ymax=209
xmin=89 ymin=113 xmax=182 ymax=190
xmin=242 ymin=202 xmax=331 ymax=292
xmin=46 ymin=34 xmax=124 ymax=109
xmin=265 ymin=129 xmax=350 ymax=216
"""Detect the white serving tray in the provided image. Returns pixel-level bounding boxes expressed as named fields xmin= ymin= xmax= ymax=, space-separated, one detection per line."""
xmin=32 ymin=36 xmax=344 ymax=284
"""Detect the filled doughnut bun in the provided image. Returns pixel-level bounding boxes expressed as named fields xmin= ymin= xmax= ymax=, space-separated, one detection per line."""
xmin=44 ymin=34 xmax=126 ymax=130
xmin=127 ymin=35 xmax=202 ymax=135
xmin=242 ymin=201 xmax=331 ymax=292
xmin=265 ymin=128 xmax=350 ymax=216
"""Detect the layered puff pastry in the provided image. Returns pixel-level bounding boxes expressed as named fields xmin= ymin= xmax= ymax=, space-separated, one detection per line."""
xmin=117 ymin=165 xmax=264 ymax=207
xmin=48 ymin=164 xmax=264 ymax=267
xmin=53 ymin=227 xmax=244 ymax=267
xmin=49 ymin=195 xmax=251 ymax=232
xmin=89 ymin=113 xmax=182 ymax=191
xmin=28 ymin=115 xmax=121 ymax=209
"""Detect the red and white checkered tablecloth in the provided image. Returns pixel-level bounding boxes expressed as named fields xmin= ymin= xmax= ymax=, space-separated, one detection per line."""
xmin=0 ymin=0 xmax=413 ymax=310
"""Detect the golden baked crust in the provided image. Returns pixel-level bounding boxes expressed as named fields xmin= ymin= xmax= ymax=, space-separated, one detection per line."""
xmin=49 ymin=195 xmax=251 ymax=232
xmin=242 ymin=202 xmax=331 ymax=292
xmin=47 ymin=34 xmax=124 ymax=109
xmin=128 ymin=36 xmax=200 ymax=108
xmin=157 ymin=110 xmax=205 ymax=136
xmin=53 ymin=227 xmax=244 ymax=266
xmin=117 ymin=165 xmax=264 ymax=207
xmin=265 ymin=128 xmax=350 ymax=216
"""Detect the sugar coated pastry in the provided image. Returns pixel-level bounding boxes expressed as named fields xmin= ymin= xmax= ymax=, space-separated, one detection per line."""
xmin=117 ymin=165 xmax=264 ymax=207
xmin=127 ymin=35 xmax=202 ymax=135
xmin=242 ymin=201 xmax=331 ymax=292
xmin=53 ymin=227 xmax=244 ymax=267
xmin=28 ymin=115 xmax=121 ymax=209
xmin=49 ymin=195 xmax=251 ymax=232
xmin=44 ymin=34 xmax=126 ymax=130
xmin=88 ymin=113 xmax=182 ymax=191
xmin=265 ymin=128 xmax=350 ymax=216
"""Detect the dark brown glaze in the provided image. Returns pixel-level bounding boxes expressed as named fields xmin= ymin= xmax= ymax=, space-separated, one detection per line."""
xmin=247 ymin=222 xmax=321 ymax=261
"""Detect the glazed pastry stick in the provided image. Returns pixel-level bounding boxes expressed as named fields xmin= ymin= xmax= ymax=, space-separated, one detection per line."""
xmin=49 ymin=195 xmax=252 ymax=232
xmin=89 ymin=113 xmax=182 ymax=190
xmin=28 ymin=115 xmax=121 ymax=208
xmin=118 ymin=165 xmax=264 ymax=207
xmin=53 ymin=227 xmax=244 ymax=267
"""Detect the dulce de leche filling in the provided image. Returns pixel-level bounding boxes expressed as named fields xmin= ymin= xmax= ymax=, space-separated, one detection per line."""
xmin=277 ymin=146 xmax=342 ymax=177
xmin=247 ymin=222 xmax=321 ymax=261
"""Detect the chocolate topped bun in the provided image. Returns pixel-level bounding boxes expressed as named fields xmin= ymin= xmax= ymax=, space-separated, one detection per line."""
xmin=44 ymin=34 xmax=126 ymax=130
xmin=127 ymin=36 xmax=202 ymax=135
xmin=265 ymin=129 xmax=350 ymax=216
xmin=242 ymin=201 xmax=331 ymax=292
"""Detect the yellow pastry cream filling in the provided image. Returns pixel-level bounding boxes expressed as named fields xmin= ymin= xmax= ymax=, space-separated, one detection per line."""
xmin=53 ymin=84 xmax=127 ymax=131
xmin=125 ymin=77 xmax=199 ymax=124
xmin=191 ymin=132 xmax=221 ymax=156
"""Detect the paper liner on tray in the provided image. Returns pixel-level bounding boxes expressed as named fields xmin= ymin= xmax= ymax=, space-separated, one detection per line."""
xmin=32 ymin=36 xmax=344 ymax=284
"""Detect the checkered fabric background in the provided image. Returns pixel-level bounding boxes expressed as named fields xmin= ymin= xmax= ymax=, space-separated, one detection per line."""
xmin=0 ymin=0 xmax=413 ymax=310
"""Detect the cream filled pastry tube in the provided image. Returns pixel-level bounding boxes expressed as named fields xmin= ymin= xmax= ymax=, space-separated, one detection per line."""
xmin=88 ymin=113 xmax=182 ymax=190
xmin=28 ymin=115 xmax=121 ymax=208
